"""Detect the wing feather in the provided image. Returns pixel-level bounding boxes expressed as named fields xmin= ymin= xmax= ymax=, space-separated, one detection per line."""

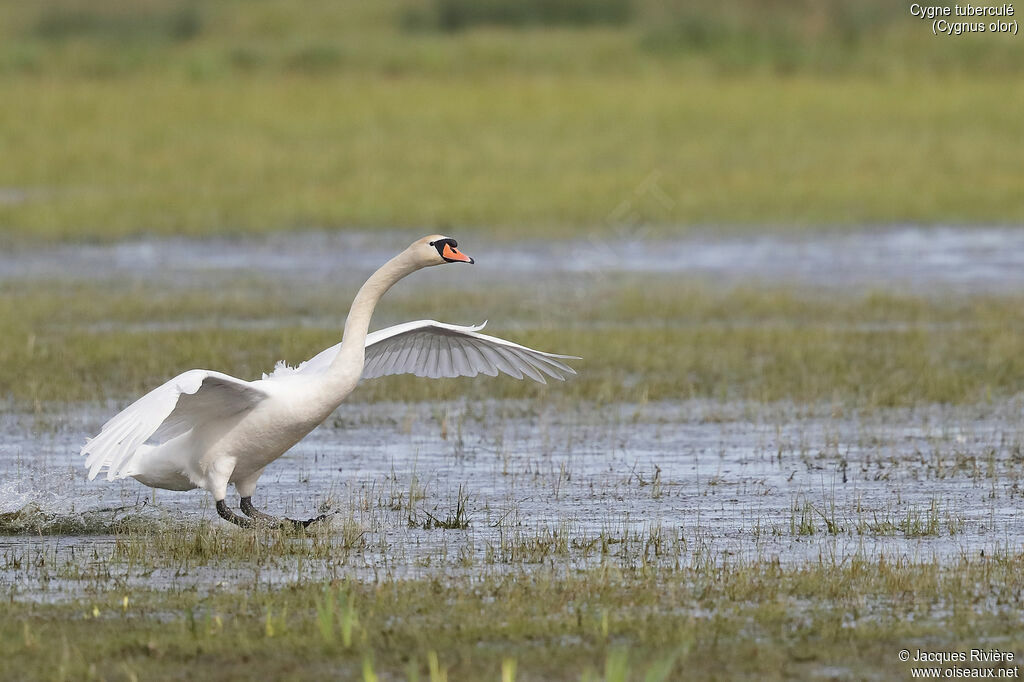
xmin=438 ymin=336 xmax=455 ymax=378
xmin=507 ymin=347 xmax=546 ymax=384
xmin=81 ymin=370 xmax=268 ymax=481
xmin=359 ymin=320 xmax=578 ymax=383
xmin=449 ymin=337 xmax=477 ymax=377
xmin=393 ymin=334 xmax=417 ymax=374
xmin=421 ymin=333 xmax=437 ymax=378
xmin=363 ymin=343 xmax=384 ymax=377
xmin=480 ymin=343 xmax=522 ymax=379
xmin=459 ymin=338 xmax=498 ymax=377
xmin=264 ymin=320 xmax=577 ymax=384
xmin=391 ymin=337 xmax=412 ymax=373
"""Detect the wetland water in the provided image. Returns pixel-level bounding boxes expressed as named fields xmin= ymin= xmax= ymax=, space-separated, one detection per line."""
xmin=5 ymin=225 xmax=1024 ymax=293
xmin=3 ymin=227 xmax=1024 ymax=600
xmin=3 ymin=399 xmax=1024 ymax=599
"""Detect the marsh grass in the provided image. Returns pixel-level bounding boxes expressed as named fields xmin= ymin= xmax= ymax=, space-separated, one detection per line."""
xmin=3 ymin=551 xmax=1024 ymax=680
xmin=109 ymin=518 xmax=367 ymax=564
xmin=8 ymin=276 xmax=1024 ymax=409
xmin=418 ymin=484 xmax=470 ymax=529
xmin=1 ymin=488 xmax=995 ymax=587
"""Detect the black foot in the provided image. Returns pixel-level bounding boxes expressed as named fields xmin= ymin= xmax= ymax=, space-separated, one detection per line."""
xmin=216 ymin=499 xmax=253 ymax=528
xmin=240 ymin=497 xmax=328 ymax=529
xmin=291 ymin=514 xmax=329 ymax=529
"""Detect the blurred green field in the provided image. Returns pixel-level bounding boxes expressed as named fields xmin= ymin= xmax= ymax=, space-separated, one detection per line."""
xmin=1 ymin=0 xmax=1021 ymax=243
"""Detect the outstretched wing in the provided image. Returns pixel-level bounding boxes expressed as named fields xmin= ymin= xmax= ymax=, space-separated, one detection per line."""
xmin=265 ymin=320 xmax=578 ymax=383
xmin=362 ymin=320 xmax=578 ymax=383
xmin=81 ymin=370 xmax=268 ymax=481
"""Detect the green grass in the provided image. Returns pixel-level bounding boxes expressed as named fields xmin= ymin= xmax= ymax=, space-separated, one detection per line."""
xmin=3 ymin=551 xmax=1024 ymax=680
xmin=5 ymin=276 xmax=1024 ymax=409
xmin=0 ymin=0 xmax=1022 ymax=243
xmin=2 ymin=72 xmax=1020 ymax=243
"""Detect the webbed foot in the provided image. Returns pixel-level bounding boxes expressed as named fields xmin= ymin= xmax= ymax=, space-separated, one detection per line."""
xmin=240 ymin=497 xmax=328 ymax=530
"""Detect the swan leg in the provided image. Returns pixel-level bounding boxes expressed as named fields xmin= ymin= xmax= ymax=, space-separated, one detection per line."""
xmin=239 ymin=496 xmax=281 ymax=523
xmin=216 ymin=499 xmax=253 ymax=528
xmin=240 ymin=496 xmax=327 ymax=529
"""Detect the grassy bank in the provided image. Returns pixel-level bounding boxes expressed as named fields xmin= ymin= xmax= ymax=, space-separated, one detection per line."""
xmin=5 ymin=276 xmax=1024 ymax=409
xmin=1 ymin=1 xmax=1022 ymax=243
xmin=3 ymin=551 xmax=1023 ymax=680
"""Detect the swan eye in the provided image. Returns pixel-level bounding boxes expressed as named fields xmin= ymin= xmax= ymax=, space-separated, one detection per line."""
xmin=432 ymin=238 xmax=455 ymax=258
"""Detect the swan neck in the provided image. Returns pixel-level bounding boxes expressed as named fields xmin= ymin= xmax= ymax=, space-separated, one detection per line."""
xmin=331 ymin=251 xmax=417 ymax=375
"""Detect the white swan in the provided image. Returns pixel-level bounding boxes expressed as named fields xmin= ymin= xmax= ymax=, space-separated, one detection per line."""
xmin=80 ymin=236 xmax=578 ymax=528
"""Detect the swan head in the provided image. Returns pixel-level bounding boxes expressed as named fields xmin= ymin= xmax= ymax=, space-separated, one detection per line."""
xmin=412 ymin=235 xmax=475 ymax=267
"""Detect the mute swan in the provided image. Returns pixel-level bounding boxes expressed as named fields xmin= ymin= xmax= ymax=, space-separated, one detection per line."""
xmin=81 ymin=236 xmax=578 ymax=528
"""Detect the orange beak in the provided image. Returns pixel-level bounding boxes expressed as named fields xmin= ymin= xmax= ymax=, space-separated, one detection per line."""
xmin=442 ymin=243 xmax=474 ymax=264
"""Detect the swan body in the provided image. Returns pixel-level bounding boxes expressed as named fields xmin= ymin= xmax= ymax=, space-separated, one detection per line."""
xmin=80 ymin=236 xmax=578 ymax=527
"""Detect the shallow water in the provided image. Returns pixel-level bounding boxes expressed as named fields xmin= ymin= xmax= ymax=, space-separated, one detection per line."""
xmin=3 ymin=398 xmax=1023 ymax=601
xmin=6 ymin=226 xmax=1024 ymax=294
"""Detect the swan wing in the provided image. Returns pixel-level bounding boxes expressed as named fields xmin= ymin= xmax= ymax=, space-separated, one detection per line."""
xmin=265 ymin=321 xmax=579 ymax=383
xmin=362 ymin=320 xmax=579 ymax=383
xmin=81 ymin=369 xmax=268 ymax=481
